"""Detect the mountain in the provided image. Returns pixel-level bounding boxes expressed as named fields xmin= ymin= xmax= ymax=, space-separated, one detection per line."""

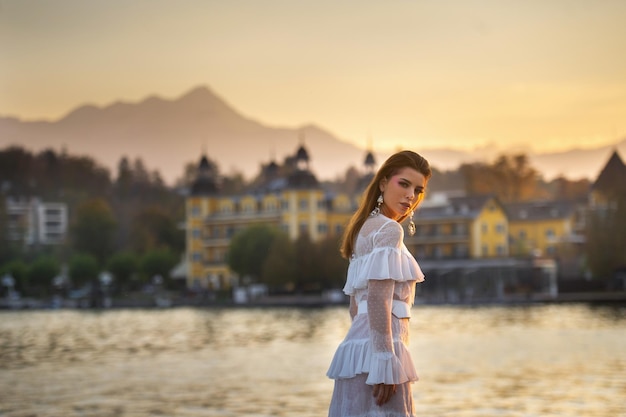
xmin=0 ymin=86 xmax=369 ymax=184
xmin=1 ymin=85 xmax=624 ymax=185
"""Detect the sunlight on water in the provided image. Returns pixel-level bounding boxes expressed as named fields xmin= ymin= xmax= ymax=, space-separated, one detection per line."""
xmin=0 ymin=304 xmax=624 ymax=417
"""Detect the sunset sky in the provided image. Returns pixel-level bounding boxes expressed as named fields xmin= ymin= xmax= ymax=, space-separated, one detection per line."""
xmin=1 ymin=0 xmax=625 ymax=154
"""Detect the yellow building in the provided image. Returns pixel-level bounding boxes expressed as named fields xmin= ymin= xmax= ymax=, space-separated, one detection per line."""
xmin=185 ymin=144 xmax=365 ymax=290
xmin=505 ymin=200 xmax=584 ymax=258
xmin=407 ymin=194 xmax=509 ymax=260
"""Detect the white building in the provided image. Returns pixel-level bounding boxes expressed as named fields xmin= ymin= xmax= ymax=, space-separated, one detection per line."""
xmin=5 ymin=198 xmax=68 ymax=245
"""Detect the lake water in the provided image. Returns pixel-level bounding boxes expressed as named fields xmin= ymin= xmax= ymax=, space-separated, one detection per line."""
xmin=0 ymin=303 xmax=624 ymax=417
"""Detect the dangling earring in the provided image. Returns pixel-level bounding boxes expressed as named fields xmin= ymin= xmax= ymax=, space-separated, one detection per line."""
xmin=408 ymin=209 xmax=416 ymax=236
xmin=370 ymin=194 xmax=383 ymax=216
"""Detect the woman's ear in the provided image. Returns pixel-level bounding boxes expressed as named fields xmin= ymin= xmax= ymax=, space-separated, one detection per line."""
xmin=379 ymin=178 xmax=387 ymax=193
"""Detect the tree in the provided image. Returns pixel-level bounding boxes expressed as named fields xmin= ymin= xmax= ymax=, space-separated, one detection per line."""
xmin=28 ymin=255 xmax=60 ymax=296
xmin=139 ymin=248 xmax=178 ymax=288
xmin=294 ymin=232 xmax=318 ymax=292
xmin=0 ymin=195 xmax=21 ymax=264
xmin=462 ymin=153 xmax=540 ymax=202
xmin=107 ymin=252 xmax=139 ymax=293
xmin=115 ymin=156 xmax=134 ymax=199
xmin=70 ymin=198 xmax=117 ymax=264
xmin=69 ymin=253 xmax=99 ymax=288
xmin=0 ymin=259 xmax=29 ymax=295
xmin=315 ymin=235 xmax=349 ymax=290
xmin=548 ymin=176 xmax=591 ymax=201
xmin=227 ymin=224 xmax=283 ymax=282
xmin=130 ymin=206 xmax=184 ymax=253
xmin=261 ymin=233 xmax=296 ymax=290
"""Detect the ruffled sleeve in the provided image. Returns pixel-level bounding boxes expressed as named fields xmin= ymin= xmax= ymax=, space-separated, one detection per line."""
xmin=343 ymin=221 xmax=424 ymax=296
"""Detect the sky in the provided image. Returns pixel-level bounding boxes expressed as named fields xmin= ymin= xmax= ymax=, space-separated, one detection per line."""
xmin=1 ymin=0 xmax=626 ymax=154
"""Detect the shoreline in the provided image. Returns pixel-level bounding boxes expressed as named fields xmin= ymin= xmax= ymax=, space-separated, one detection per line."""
xmin=1 ymin=290 xmax=625 ymax=310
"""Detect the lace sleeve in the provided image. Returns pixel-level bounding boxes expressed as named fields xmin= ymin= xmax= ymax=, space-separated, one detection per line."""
xmin=366 ymin=279 xmax=395 ymax=384
xmin=373 ymin=220 xmax=403 ymax=250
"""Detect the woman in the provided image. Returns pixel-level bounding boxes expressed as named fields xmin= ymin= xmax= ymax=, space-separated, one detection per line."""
xmin=327 ymin=150 xmax=431 ymax=417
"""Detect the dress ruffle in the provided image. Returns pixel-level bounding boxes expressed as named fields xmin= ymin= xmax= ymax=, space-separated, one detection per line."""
xmin=326 ymin=337 xmax=419 ymax=385
xmin=343 ymin=246 xmax=424 ymax=295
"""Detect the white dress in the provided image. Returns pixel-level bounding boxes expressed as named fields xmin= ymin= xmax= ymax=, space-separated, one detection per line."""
xmin=327 ymin=214 xmax=425 ymax=417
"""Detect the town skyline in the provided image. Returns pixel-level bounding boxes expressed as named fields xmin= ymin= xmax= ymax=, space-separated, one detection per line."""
xmin=2 ymin=0 xmax=625 ymax=157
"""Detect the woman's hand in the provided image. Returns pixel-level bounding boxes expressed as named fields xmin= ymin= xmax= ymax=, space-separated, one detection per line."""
xmin=372 ymin=383 xmax=396 ymax=406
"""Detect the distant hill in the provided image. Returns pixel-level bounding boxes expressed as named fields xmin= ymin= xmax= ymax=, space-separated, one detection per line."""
xmin=1 ymin=85 xmax=624 ymax=184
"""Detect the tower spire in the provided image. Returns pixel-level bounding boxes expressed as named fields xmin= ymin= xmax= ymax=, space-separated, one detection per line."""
xmin=364 ymin=134 xmax=376 ymax=173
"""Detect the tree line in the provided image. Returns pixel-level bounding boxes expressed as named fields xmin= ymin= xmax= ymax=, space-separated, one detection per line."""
xmin=227 ymin=224 xmax=348 ymax=293
xmin=0 ymin=146 xmax=184 ymax=298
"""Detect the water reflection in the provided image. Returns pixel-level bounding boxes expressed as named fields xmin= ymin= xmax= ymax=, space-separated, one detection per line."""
xmin=0 ymin=304 xmax=624 ymax=417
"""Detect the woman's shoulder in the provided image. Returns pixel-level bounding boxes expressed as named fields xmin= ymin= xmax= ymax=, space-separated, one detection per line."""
xmin=363 ymin=215 xmax=403 ymax=246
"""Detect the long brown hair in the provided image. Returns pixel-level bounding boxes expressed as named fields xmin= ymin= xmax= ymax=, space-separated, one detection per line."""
xmin=340 ymin=150 xmax=432 ymax=259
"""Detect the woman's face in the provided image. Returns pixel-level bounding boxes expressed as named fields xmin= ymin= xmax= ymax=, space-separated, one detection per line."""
xmin=379 ymin=167 xmax=426 ymax=220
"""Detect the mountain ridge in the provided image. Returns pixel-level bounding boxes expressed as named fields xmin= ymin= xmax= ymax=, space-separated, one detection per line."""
xmin=1 ymin=85 xmax=624 ymax=185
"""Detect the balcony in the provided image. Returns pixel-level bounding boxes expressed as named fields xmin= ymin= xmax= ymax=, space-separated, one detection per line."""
xmin=207 ymin=210 xmax=282 ymax=222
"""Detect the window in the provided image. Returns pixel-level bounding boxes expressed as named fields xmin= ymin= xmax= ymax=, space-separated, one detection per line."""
xmin=455 ymin=244 xmax=469 ymax=258
xmin=281 ymin=200 xmax=289 ymax=210
xmin=192 ymin=252 xmax=202 ymax=262
xmin=497 ymin=245 xmax=506 ymax=256
xmin=191 ymin=206 xmax=201 ymax=217
xmin=299 ymin=199 xmax=308 ymax=210
xmin=545 ymin=229 xmax=555 ymax=238
xmin=318 ymin=223 xmax=328 ymax=234
xmin=192 ymin=228 xmax=201 ymax=239
xmin=495 ymin=223 xmax=505 ymax=234
xmin=299 ymin=223 xmax=308 ymax=234
xmin=519 ymin=230 xmax=527 ymax=239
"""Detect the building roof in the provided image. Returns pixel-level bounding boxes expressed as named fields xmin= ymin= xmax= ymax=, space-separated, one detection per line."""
xmin=504 ymin=200 xmax=576 ymax=222
xmin=286 ymin=169 xmax=319 ymax=189
xmin=295 ymin=145 xmax=310 ymax=163
xmin=364 ymin=151 xmax=376 ymax=168
xmin=591 ymin=150 xmax=626 ymax=195
xmin=417 ymin=195 xmax=497 ymax=221
xmin=190 ymin=154 xmax=219 ymax=195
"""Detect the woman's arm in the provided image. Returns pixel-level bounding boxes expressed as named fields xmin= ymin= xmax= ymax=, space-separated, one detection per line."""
xmin=367 ymin=279 xmax=396 ymax=404
xmin=349 ymin=295 xmax=357 ymax=320
xmin=367 ymin=279 xmax=394 ymax=355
